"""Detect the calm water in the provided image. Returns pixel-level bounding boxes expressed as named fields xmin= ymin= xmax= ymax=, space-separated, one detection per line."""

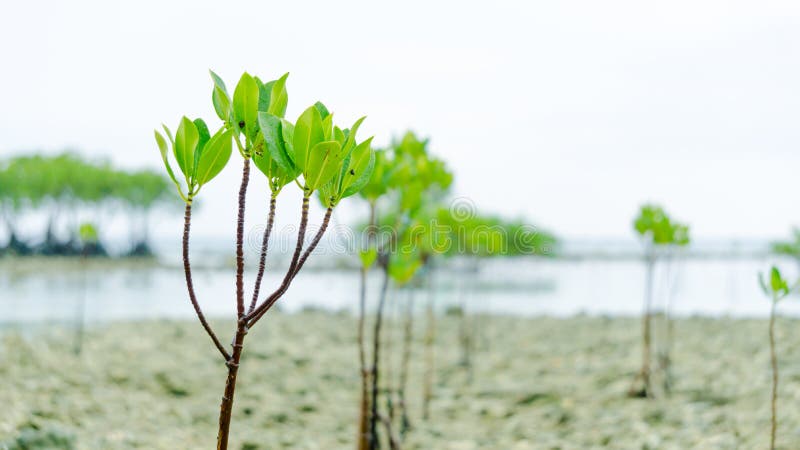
xmin=1 ymin=255 xmax=799 ymax=324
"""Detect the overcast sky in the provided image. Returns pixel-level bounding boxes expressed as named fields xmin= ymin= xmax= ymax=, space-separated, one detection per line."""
xmin=2 ymin=0 xmax=800 ymax=241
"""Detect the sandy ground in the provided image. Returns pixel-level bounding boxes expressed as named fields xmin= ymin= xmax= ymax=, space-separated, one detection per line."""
xmin=2 ymin=311 xmax=800 ymax=449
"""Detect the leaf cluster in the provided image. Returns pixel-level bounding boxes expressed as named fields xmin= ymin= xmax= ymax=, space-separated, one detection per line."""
xmin=156 ymin=71 xmax=376 ymax=206
xmin=633 ymin=204 xmax=690 ymax=246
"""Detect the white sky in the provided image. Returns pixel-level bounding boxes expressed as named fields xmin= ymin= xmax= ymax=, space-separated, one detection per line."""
xmin=2 ymin=0 xmax=800 ymax=241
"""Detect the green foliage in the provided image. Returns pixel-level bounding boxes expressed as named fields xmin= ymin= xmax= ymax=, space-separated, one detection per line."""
xmin=354 ymin=130 xmax=555 ymax=285
xmin=0 ymin=153 xmax=173 ymax=256
xmin=771 ymin=228 xmax=800 ymax=259
xmin=759 ymin=266 xmax=794 ymax=301
xmin=0 ymin=153 xmax=171 ymax=212
xmin=633 ymin=204 xmax=691 ymax=247
xmin=156 ymin=116 xmax=233 ymax=200
xmin=159 ymin=71 xmax=375 ymax=205
xmin=78 ymin=223 xmax=98 ymax=243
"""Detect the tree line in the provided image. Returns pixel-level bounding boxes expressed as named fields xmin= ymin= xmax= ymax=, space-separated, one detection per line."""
xmin=0 ymin=153 xmax=173 ymax=257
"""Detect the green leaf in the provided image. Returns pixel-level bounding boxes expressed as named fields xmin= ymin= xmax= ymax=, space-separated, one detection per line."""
xmin=209 ymin=70 xmax=229 ymax=95
xmin=256 ymin=77 xmax=273 ymax=114
xmin=313 ymin=101 xmax=330 ymax=119
xmin=359 ymin=247 xmax=377 ymax=269
xmin=193 ymin=118 xmax=211 ymax=177
xmin=257 ymin=112 xmax=294 ymax=174
xmin=195 ymin=129 xmax=233 ymax=186
xmin=321 ymin=113 xmax=333 ymax=141
xmin=162 ymin=124 xmax=175 ymax=146
xmin=306 ymin=140 xmax=344 ymax=191
xmin=154 ymin=129 xmax=180 ymax=187
xmin=341 ymin=138 xmax=375 ymax=199
xmin=233 ymin=72 xmax=260 ymax=139
xmin=78 ymin=222 xmax=98 ymax=243
xmin=175 ymin=117 xmax=199 ymax=183
xmin=770 ymin=266 xmax=789 ymax=296
xmin=334 ymin=126 xmax=346 ymax=146
xmin=293 ymin=105 xmax=324 ymax=173
xmin=212 ymin=86 xmax=231 ymax=122
xmin=209 ymin=70 xmax=231 ymax=122
xmin=342 ymin=116 xmax=366 ymax=156
xmin=280 ymin=119 xmax=296 ymax=165
xmin=268 ymin=73 xmax=289 ymax=117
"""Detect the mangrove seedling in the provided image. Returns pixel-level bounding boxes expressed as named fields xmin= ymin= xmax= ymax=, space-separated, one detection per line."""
xmin=73 ymin=222 xmax=98 ymax=355
xmin=155 ymin=70 xmax=374 ymax=450
xmin=758 ymin=266 xmax=796 ymax=450
xmin=629 ymin=204 xmax=687 ymax=398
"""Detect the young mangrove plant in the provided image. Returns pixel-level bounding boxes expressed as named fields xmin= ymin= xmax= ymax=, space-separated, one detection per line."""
xmin=758 ymin=266 xmax=796 ymax=450
xmin=629 ymin=204 xmax=687 ymax=398
xmin=73 ymin=222 xmax=98 ymax=355
xmin=656 ymin=221 xmax=689 ymax=394
xmin=155 ymin=70 xmax=374 ymax=449
xmin=354 ymin=132 xmax=452 ymax=449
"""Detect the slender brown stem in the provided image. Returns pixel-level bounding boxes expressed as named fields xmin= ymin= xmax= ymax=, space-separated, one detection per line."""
xmin=216 ymin=158 xmax=252 ymax=450
xmin=369 ymin=267 xmax=391 ymax=450
xmin=247 ymin=203 xmax=333 ymax=327
xmin=183 ymin=202 xmax=230 ymax=361
xmin=422 ymin=268 xmax=435 ymax=420
xmin=376 ymin=413 xmax=401 ymax=450
xmin=398 ymin=288 xmax=414 ymax=437
xmin=358 ymin=202 xmax=377 ymax=450
xmin=249 ymin=194 xmax=277 ymax=314
xmin=291 ymin=207 xmax=334 ymax=279
xmin=235 ymin=159 xmax=251 ymax=319
xmin=246 ymin=196 xmax=309 ymax=325
xmin=769 ymin=299 xmax=778 ymax=450
xmin=630 ymin=253 xmax=654 ymax=398
xmin=357 ymin=264 xmax=371 ymax=450
xmin=216 ymin=319 xmax=248 ymax=450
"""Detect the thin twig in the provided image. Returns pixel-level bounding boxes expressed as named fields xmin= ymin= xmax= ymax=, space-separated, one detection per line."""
xmin=248 ymin=206 xmax=333 ymax=326
xmin=182 ymin=202 xmax=230 ymax=361
xmin=249 ymin=194 xmax=277 ymax=314
xmin=769 ymin=299 xmax=778 ymax=450
xmin=246 ymin=196 xmax=311 ymax=327
xmin=376 ymin=412 xmax=402 ymax=450
xmin=369 ymin=267 xmax=391 ymax=450
xmin=235 ymin=159 xmax=251 ymax=319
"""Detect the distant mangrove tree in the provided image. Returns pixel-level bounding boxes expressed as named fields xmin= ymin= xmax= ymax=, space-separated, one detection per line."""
xmin=0 ymin=153 xmax=173 ymax=257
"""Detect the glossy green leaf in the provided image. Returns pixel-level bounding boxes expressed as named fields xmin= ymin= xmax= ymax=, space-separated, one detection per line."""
xmin=334 ymin=126 xmax=346 ymax=146
xmin=233 ymin=73 xmax=260 ymax=139
xmin=293 ymin=105 xmax=324 ymax=172
xmin=154 ymin=129 xmax=180 ymax=187
xmin=341 ymin=138 xmax=375 ymax=199
xmin=280 ymin=119 xmax=295 ymax=165
xmin=313 ymin=101 xmax=330 ymax=119
xmin=192 ymin=118 xmax=211 ymax=177
xmin=342 ymin=116 xmax=366 ymax=156
xmin=174 ymin=117 xmax=199 ymax=182
xmin=209 ymin=70 xmax=231 ymax=122
xmin=257 ymin=112 xmax=294 ymax=174
xmin=268 ymin=73 xmax=289 ymax=117
xmin=209 ymin=70 xmax=229 ymax=95
xmin=305 ymin=140 xmax=343 ymax=191
xmin=321 ymin=113 xmax=333 ymax=141
xmin=212 ymin=86 xmax=231 ymax=122
xmin=195 ymin=129 xmax=233 ymax=186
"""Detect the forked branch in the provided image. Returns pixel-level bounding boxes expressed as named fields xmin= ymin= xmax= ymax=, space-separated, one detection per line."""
xmin=247 ymin=204 xmax=334 ymax=327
